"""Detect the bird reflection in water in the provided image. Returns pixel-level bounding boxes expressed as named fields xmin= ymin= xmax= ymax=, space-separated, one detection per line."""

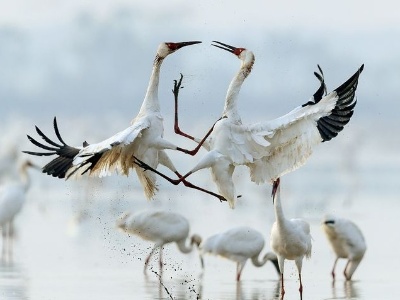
xmin=0 ymin=262 xmax=28 ymax=299
xmin=331 ymin=280 xmax=359 ymax=299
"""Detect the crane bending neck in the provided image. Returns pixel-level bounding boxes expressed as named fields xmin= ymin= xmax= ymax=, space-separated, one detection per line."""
xmin=273 ymin=185 xmax=286 ymax=227
xmin=251 ymin=253 xmax=268 ymax=267
xmin=176 ymin=237 xmax=196 ymax=254
xmin=139 ymin=55 xmax=164 ymax=114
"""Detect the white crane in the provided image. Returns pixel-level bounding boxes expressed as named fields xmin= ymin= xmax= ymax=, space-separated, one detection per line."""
xmin=201 ymin=226 xmax=280 ymax=281
xmin=321 ymin=214 xmax=366 ymax=281
xmin=23 ymin=41 xmax=226 ymax=202
xmin=270 ymin=178 xmax=312 ymax=300
xmin=0 ymin=160 xmax=37 ymax=259
xmin=134 ymin=41 xmax=363 ymax=209
xmin=116 ymin=210 xmax=203 ymax=274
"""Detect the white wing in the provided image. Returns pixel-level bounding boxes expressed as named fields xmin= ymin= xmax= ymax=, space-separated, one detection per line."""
xmin=72 ymin=118 xmax=151 ymax=177
xmin=23 ymin=116 xmax=150 ymax=179
xmin=247 ymin=65 xmax=363 ymax=184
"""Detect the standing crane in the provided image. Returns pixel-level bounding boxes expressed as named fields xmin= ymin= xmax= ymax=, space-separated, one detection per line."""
xmin=321 ymin=214 xmax=366 ymax=281
xmin=134 ymin=41 xmax=363 ymax=208
xmin=0 ymin=160 xmax=38 ymax=259
xmin=23 ymin=41 xmax=225 ymax=202
xmin=270 ymin=178 xmax=312 ymax=300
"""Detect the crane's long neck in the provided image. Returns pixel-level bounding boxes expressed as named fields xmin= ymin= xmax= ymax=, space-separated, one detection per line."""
xmin=222 ymin=55 xmax=254 ymax=123
xmin=273 ymin=183 xmax=286 ymax=228
xmin=251 ymin=252 xmax=277 ymax=268
xmin=176 ymin=237 xmax=196 ymax=254
xmin=251 ymin=253 xmax=268 ymax=267
xmin=138 ymin=55 xmax=164 ymax=115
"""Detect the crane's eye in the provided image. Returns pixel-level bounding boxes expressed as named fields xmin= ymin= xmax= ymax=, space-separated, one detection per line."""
xmin=325 ymin=220 xmax=335 ymax=225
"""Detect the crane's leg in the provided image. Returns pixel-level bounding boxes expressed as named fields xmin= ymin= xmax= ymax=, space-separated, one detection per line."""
xmin=278 ymin=256 xmax=285 ymax=300
xmin=280 ymin=273 xmax=285 ymax=300
xmin=133 ymin=157 xmax=227 ymax=202
xmin=172 ymin=73 xmax=223 ymax=156
xmin=343 ymin=260 xmax=351 ymax=281
xmin=299 ymin=272 xmax=303 ymax=300
xmin=173 ymin=73 xmax=195 ymax=141
xmin=331 ymin=257 xmax=339 ymax=280
xmin=1 ymin=225 xmax=6 ymax=260
xmin=159 ymin=247 xmax=164 ymax=275
xmin=236 ymin=262 xmax=246 ymax=281
xmin=8 ymin=220 xmax=14 ymax=261
xmin=295 ymin=257 xmax=304 ymax=300
xmin=236 ymin=263 xmax=240 ymax=281
xmin=144 ymin=245 xmax=158 ymax=274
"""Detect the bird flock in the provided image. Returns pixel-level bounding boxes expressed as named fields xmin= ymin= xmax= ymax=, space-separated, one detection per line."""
xmin=15 ymin=40 xmax=367 ymax=298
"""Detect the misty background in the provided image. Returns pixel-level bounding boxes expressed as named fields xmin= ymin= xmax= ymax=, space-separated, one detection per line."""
xmin=1 ymin=0 xmax=399 ymax=203
xmin=0 ymin=1 xmax=400 ymax=299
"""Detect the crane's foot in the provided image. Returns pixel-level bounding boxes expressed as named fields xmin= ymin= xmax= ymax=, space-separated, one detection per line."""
xmin=172 ymin=73 xmax=184 ymax=96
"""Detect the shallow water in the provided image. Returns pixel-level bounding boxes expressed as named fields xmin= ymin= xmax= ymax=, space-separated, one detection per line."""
xmin=0 ymin=172 xmax=399 ymax=300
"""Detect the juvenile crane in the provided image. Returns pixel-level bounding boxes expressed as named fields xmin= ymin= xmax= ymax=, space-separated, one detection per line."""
xmin=23 ymin=41 xmax=225 ymax=202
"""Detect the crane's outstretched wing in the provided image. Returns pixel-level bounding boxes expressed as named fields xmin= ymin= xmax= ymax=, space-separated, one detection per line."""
xmin=23 ymin=117 xmax=150 ymax=179
xmin=209 ymin=64 xmax=328 ymax=165
xmin=247 ymin=64 xmax=363 ymax=183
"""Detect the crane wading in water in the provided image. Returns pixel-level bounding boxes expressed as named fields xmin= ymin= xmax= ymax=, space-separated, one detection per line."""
xmin=322 ymin=215 xmax=366 ymax=281
xmin=23 ymin=41 xmax=226 ymax=202
xmin=270 ymin=178 xmax=312 ymax=300
xmin=0 ymin=160 xmax=39 ymax=260
xmin=117 ymin=210 xmax=203 ymax=274
xmin=134 ymin=41 xmax=364 ymax=208
xmin=201 ymin=226 xmax=280 ymax=281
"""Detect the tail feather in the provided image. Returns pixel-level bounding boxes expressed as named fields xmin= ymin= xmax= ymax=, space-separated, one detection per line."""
xmin=135 ymin=167 xmax=158 ymax=200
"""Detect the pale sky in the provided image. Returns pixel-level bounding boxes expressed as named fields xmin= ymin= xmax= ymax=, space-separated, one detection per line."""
xmin=1 ymin=0 xmax=399 ymax=33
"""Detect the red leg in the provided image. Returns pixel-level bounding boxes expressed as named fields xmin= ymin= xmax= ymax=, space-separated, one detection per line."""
xmin=344 ymin=260 xmax=351 ymax=281
xmin=133 ymin=157 xmax=226 ymax=202
xmin=173 ymin=74 xmax=196 ymax=141
xmin=299 ymin=272 xmax=303 ymax=300
xmin=332 ymin=257 xmax=339 ymax=281
xmin=172 ymin=73 xmax=224 ymax=156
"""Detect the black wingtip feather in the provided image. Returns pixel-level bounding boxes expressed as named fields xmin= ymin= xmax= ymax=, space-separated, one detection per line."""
xmin=24 ymin=118 xmax=82 ymax=179
xmin=302 ymin=65 xmax=327 ymax=107
xmin=318 ymin=66 xmax=362 ymax=142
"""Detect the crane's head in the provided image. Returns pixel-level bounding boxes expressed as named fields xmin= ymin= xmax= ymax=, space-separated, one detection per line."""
xmin=322 ymin=214 xmax=337 ymax=227
xmin=20 ymin=159 xmax=41 ymax=172
xmin=116 ymin=212 xmax=131 ymax=231
xmin=212 ymin=41 xmax=245 ymax=56
xmin=191 ymin=234 xmax=204 ymax=269
xmin=157 ymin=41 xmax=202 ymax=58
xmin=212 ymin=41 xmax=255 ymax=73
xmin=191 ymin=234 xmax=202 ymax=247
xmin=271 ymin=178 xmax=281 ymax=203
xmin=264 ymin=252 xmax=281 ymax=274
